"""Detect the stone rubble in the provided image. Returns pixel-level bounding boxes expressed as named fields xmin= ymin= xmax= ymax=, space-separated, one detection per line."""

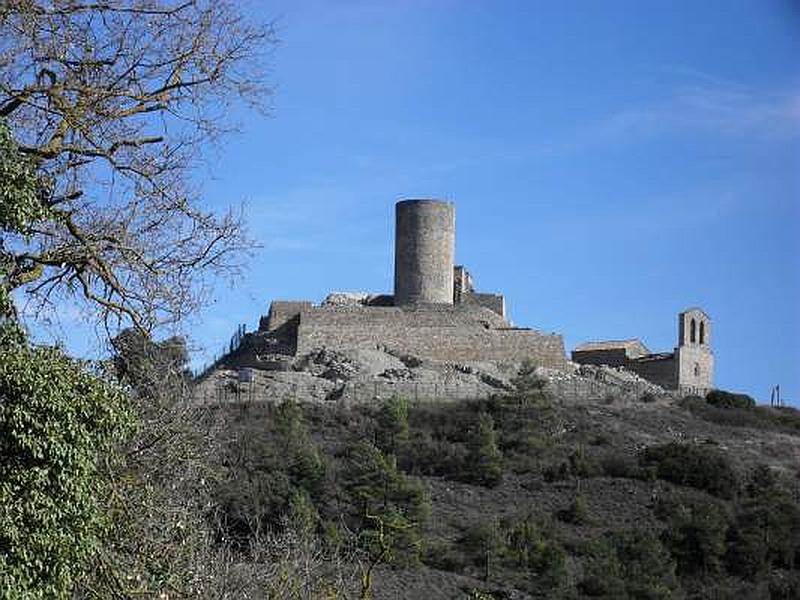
xmin=321 ymin=292 xmax=373 ymax=307
xmin=197 ymin=343 xmax=673 ymax=405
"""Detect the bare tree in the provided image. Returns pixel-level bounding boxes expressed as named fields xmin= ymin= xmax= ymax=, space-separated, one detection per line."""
xmin=0 ymin=0 xmax=276 ymax=332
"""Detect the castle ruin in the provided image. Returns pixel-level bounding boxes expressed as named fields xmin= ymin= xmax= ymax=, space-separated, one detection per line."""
xmin=253 ymin=199 xmax=566 ymax=368
xmin=231 ymin=198 xmax=713 ymax=396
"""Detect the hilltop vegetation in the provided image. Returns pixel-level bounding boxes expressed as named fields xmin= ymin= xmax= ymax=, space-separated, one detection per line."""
xmin=193 ymin=367 xmax=800 ymax=599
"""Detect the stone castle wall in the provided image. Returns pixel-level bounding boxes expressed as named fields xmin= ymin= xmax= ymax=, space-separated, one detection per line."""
xmin=264 ymin=301 xmax=313 ymax=331
xmin=292 ymin=304 xmax=567 ymax=367
xmin=626 ymin=355 xmax=677 ymax=390
xmin=469 ymin=293 xmax=506 ymax=318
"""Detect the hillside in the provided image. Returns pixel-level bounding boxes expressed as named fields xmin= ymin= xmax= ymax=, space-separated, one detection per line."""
xmin=201 ymin=364 xmax=800 ymax=600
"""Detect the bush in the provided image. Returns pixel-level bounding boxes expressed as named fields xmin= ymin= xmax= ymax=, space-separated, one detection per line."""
xmin=706 ymin=389 xmax=756 ymax=410
xmin=423 ymin=541 xmax=465 ymax=572
xmin=545 ymin=445 xmax=601 ymax=482
xmin=558 ymin=494 xmax=591 ymax=525
xmin=580 ymin=529 xmax=681 ymax=599
xmin=543 ymin=461 xmax=570 ymax=483
xmin=599 ymin=451 xmax=641 ymax=479
xmin=640 ymin=443 xmax=738 ymax=499
xmin=560 ymin=493 xmax=591 ymax=525
xmin=0 ymin=323 xmax=135 ymax=598
xmin=656 ymin=494 xmax=731 ymax=577
xmin=569 ymin=444 xmax=601 ymax=478
xmin=503 ymin=513 xmax=567 ymax=590
xmin=769 ymin=571 xmax=800 ymax=600
xmin=215 ymin=399 xmax=326 ymax=545
xmin=400 ymin=430 xmax=467 ymax=479
xmin=726 ymin=466 xmax=800 ymax=578
xmin=461 ymin=518 xmax=503 ymax=580
xmin=458 ymin=512 xmax=567 ymax=592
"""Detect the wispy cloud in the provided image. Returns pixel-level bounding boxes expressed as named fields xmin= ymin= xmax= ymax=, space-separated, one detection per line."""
xmin=573 ymin=81 xmax=800 ymax=147
xmin=325 ymin=75 xmax=800 ymax=180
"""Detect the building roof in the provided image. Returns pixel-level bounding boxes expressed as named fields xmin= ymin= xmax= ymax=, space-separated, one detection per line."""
xmin=573 ymin=339 xmax=651 ymax=357
xmin=632 ymin=352 xmax=675 ymax=363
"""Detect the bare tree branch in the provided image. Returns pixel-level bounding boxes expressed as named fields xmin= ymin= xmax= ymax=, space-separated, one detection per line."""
xmin=0 ymin=0 xmax=275 ymax=334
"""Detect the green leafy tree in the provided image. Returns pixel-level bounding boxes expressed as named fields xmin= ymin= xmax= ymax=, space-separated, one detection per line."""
xmin=466 ymin=412 xmax=503 ymax=487
xmin=0 ymin=337 xmax=134 ymax=599
xmin=0 ymin=119 xmax=52 ymax=297
xmin=287 ymin=489 xmax=320 ymax=540
xmin=0 ymin=121 xmax=47 ymax=239
xmin=0 ymin=117 xmax=135 ymax=599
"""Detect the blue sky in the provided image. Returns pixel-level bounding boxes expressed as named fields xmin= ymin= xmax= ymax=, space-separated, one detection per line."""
xmin=50 ymin=1 xmax=800 ymax=403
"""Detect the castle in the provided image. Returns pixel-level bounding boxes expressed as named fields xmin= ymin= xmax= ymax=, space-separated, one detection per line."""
xmin=250 ymin=199 xmax=714 ymax=393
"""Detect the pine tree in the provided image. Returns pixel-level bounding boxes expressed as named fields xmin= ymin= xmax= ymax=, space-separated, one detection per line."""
xmin=467 ymin=413 xmax=503 ymax=487
xmin=376 ymin=396 xmax=410 ymax=457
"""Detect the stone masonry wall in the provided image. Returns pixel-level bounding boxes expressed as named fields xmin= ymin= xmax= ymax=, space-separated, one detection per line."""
xmin=626 ymin=355 xmax=677 ymax=390
xmin=675 ymin=345 xmax=714 ymax=392
xmin=294 ymin=304 xmax=567 ymax=367
xmin=469 ymin=293 xmax=506 ymax=318
xmin=263 ymin=301 xmax=313 ymax=331
xmin=570 ymin=348 xmax=630 ymax=368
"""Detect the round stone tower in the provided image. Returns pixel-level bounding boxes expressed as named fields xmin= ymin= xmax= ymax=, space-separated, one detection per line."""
xmin=394 ymin=199 xmax=455 ymax=305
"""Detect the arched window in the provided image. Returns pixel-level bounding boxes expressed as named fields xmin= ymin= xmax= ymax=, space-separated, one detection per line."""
xmin=699 ymin=321 xmax=705 ymax=345
xmin=694 ymin=363 xmax=700 ymax=377
xmin=690 ymin=318 xmax=696 ymax=343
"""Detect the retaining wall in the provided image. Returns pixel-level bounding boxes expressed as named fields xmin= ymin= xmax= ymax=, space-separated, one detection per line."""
xmin=294 ymin=304 xmax=567 ymax=367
